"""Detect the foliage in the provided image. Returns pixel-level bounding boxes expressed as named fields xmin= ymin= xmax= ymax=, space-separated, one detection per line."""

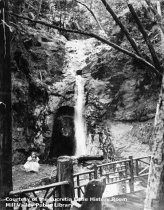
xmin=95 ymin=125 xmax=115 ymax=160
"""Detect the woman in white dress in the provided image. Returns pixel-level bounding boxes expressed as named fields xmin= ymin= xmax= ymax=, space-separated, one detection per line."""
xmin=24 ymin=151 xmax=40 ymax=173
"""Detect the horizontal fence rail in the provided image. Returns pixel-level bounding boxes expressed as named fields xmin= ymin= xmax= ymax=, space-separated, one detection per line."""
xmin=8 ymin=155 xmax=151 ymax=209
xmin=9 ymin=181 xmax=70 ymax=210
xmin=73 ymin=156 xmax=151 ymax=197
xmin=9 ymin=181 xmax=69 ymax=195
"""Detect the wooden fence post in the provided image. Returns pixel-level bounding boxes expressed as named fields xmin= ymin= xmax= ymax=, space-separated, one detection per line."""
xmin=117 ymin=162 xmax=127 ymax=194
xmin=57 ymin=156 xmax=74 ymax=209
xmin=99 ymin=166 xmax=103 ymax=176
xmin=136 ymin=159 xmax=139 ymax=176
xmin=77 ymin=175 xmax=81 ymax=198
xmin=129 ymin=156 xmax=134 ymax=192
xmin=93 ymin=164 xmax=98 ymax=179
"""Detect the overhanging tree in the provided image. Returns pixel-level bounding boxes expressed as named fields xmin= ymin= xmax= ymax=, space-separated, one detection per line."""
xmin=143 ymin=1 xmax=164 ymax=209
xmin=0 ymin=0 xmax=12 ymax=208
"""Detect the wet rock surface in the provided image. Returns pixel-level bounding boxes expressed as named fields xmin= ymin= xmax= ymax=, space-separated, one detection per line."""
xmin=12 ymin=20 xmax=158 ymax=163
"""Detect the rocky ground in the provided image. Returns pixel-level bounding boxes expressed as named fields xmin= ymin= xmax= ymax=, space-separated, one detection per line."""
xmin=110 ymin=120 xmax=152 ymax=158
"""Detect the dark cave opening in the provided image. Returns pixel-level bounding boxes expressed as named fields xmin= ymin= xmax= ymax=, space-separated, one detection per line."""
xmin=49 ymin=106 xmax=75 ymax=158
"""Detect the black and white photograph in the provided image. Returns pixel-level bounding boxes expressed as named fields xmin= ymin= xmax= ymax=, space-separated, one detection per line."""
xmin=0 ymin=0 xmax=163 ymax=209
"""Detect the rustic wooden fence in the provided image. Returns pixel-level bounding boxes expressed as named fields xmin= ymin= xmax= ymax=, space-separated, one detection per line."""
xmin=9 ymin=156 xmax=74 ymax=210
xmin=8 ymin=155 xmax=151 ymax=209
xmin=73 ymin=155 xmax=151 ymax=197
xmin=9 ymin=181 xmax=70 ymax=209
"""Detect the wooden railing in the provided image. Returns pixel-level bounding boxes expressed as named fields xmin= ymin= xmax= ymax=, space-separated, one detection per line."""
xmin=73 ymin=156 xmax=151 ymax=197
xmin=133 ymin=156 xmax=151 ymax=177
xmin=9 ymin=181 xmax=70 ymax=209
xmin=73 ymin=168 xmax=96 ymax=198
xmin=8 ymin=156 xmax=151 ymax=209
xmin=8 ymin=156 xmax=74 ymax=210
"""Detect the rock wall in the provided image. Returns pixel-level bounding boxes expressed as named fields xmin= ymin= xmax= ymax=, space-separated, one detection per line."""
xmin=81 ymin=40 xmax=157 ymax=158
xmin=11 ymin=3 xmax=160 ymax=164
xmin=11 ymin=25 xmax=68 ymax=164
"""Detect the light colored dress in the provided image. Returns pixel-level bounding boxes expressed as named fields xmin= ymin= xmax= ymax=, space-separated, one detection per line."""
xmin=24 ymin=156 xmax=40 ymax=172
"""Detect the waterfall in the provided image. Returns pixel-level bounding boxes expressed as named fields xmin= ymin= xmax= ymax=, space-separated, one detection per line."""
xmin=74 ymin=75 xmax=87 ymax=156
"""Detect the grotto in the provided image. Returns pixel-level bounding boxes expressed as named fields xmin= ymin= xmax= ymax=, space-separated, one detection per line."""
xmin=49 ymin=106 xmax=75 ymax=157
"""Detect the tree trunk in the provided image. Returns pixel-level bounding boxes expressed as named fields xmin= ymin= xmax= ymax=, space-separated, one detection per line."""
xmin=144 ymin=76 xmax=164 ymax=210
xmin=57 ymin=156 xmax=74 ymax=210
xmin=0 ymin=0 xmax=12 ymax=208
xmin=100 ymin=0 xmax=140 ymax=55
xmin=127 ymin=2 xmax=162 ymax=73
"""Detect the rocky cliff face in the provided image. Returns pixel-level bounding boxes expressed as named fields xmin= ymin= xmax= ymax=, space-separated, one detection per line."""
xmin=11 ymin=26 xmax=67 ymax=163
xmin=11 ymin=4 xmax=159 ymax=164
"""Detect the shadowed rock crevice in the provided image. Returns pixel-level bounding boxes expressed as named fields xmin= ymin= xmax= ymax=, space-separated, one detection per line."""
xmin=49 ymin=106 xmax=75 ymax=158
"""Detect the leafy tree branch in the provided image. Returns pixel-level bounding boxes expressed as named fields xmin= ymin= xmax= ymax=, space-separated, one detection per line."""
xmin=127 ymin=2 xmax=162 ymax=72
xmin=100 ymin=0 xmax=141 ymax=56
xmin=10 ymin=12 xmax=161 ymax=76
xmin=75 ymin=0 xmax=104 ymax=31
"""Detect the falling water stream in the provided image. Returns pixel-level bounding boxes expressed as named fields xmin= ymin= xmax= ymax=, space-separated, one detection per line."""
xmin=54 ymin=39 xmax=145 ymax=199
xmin=62 ymin=39 xmax=93 ymax=157
xmin=74 ymin=75 xmax=87 ymax=156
